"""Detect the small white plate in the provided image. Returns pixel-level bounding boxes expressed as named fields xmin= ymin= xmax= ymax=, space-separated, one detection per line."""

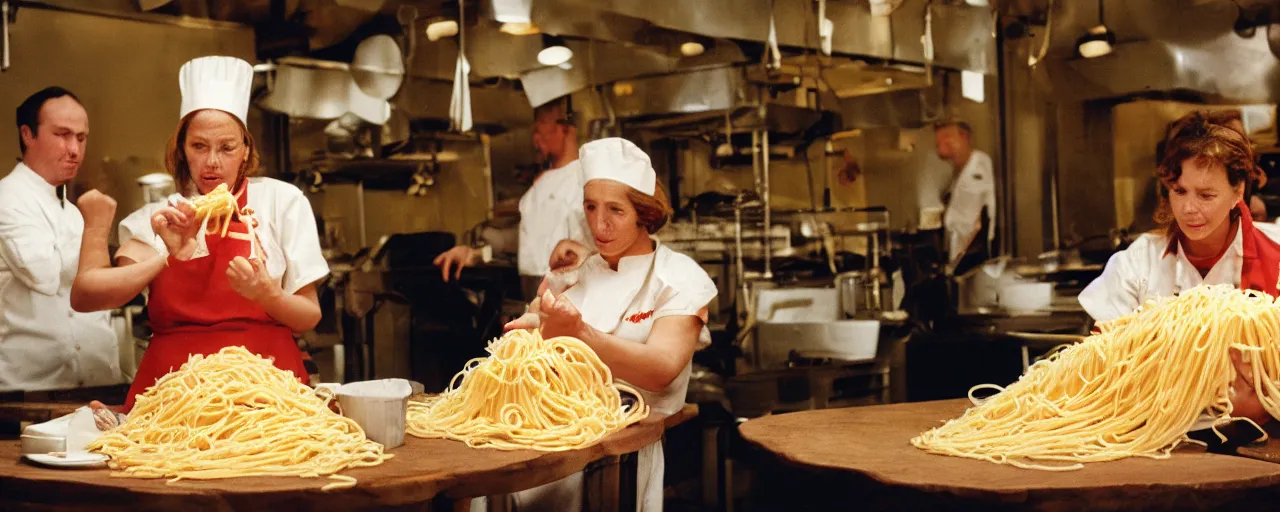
xmin=23 ymin=452 xmax=109 ymax=469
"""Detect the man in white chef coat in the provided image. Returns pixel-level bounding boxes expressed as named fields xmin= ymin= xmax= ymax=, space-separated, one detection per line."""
xmin=434 ymin=96 xmax=594 ymax=299
xmin=935 ymin=119 xmax=997 ymax=276
xmin=0 ymin=87 xmax=121 ymax=398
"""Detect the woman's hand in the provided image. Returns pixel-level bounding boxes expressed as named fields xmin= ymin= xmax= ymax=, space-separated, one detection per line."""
xmin=152 ymin=202 xmax=200 ymax=261
xmin=1230 ymin=348 xmax=1271 ymax=425
xmin=504 ymin=313 xmax=541 ymax=332
xmin=537 ymin=290 xmax=585 ymax=339
xmin=549 ymin=239 xmax=591 ymax=272
xmin=226 ymin=256 xmax=283 ymax=304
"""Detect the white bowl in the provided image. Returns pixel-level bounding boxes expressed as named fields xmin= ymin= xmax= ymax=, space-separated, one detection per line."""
xmin=999 ymin=282 xmax=1053 ymax=313
xmin=337 ymin=379 xmax=412 ymax=449
xmin=21 ymin=434 xmax=65 ymax=456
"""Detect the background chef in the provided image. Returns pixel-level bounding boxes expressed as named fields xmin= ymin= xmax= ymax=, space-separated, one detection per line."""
xmin=935 ymin=119 xmax=997 ymax=276
xmin=0 ymin=86 xmax=121 ymax=413
xmin=503 ymin=137 xmax=718 ymax=511
xmin=432 ymin=96 xmax=595 ymax=300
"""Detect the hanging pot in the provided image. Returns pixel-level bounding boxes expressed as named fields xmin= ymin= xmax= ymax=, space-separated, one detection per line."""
xmin=257 ymin=57 xmax=353 ymax=120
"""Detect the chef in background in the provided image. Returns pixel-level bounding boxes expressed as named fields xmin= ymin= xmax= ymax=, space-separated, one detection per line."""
xmin=433 ymin=96 xmax=594 ymax=299
xmin=935 ymin=119 xmax=997 ymax=276
xmin=0 ymin=87 xmax=121 ymax=404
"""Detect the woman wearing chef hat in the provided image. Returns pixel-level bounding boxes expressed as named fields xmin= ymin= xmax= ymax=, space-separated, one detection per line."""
xmin=1079 ymin=109 xmax=1278 ymax=425
xmin=73 ymin=56 xmax=328 ymax=414
xmin=502 ymin=137 xmax=717 ymax=511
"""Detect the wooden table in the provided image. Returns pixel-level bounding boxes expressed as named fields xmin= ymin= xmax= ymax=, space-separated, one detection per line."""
xmin=0 ymin=405 xmax=697 ymax=512
xmin=739 ymin=399 xmax=1280 ymax=511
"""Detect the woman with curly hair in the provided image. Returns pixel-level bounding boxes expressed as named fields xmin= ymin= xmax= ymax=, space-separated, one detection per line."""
xmin=1079 ymin=109 xmax=1279 ymax=424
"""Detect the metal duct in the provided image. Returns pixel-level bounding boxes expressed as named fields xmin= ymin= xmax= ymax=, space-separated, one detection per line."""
xmin=541 ymin=0 xmax=996 ymax=74
xmin=1040 ymin=0 xmax=1280 ymax=103
xmin=397 ymin=77 xmax=532 ymax=129
xmin=605 ymin=67 xmax=748 ymax=120
xmin=835 ymin=87 xmax=941 ymax=130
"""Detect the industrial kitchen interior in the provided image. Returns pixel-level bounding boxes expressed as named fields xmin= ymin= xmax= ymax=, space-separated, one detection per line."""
xmin=4 ymin=0 xmax=1280 ymax=510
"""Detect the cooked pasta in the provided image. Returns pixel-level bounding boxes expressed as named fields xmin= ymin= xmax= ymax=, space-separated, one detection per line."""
xmin=912 ymin=284 xmax=1280 ymax=470
xmin=188 ymin=183 xmax=262 ymax=259
xmin=87 ymin=346 xmax=391 ymax=490
xmin=406 ymin=329 xmax=649 ymax=451
xmin=191 ymin=183 xmax=237 ymax=237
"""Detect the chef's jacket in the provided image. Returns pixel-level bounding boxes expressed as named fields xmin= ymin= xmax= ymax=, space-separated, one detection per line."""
xmin=0 ymin=163 xmax=121 ymax=391
xmin=944 ymin=150 xmax=997 ymax=263
xmin=118 ymin=177 xmax=330 ymax=296
xmin=1079 ymin=222 xmax=1280 ymax=324
xmin=510 ymin=240 xmax=718 ymax=512
xmin=517 ymin=160 xmax=594 ymax=277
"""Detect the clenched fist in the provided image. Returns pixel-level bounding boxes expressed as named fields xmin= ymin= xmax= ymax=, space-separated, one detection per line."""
xmin=76 ymin=190 xmax=117 ymax=231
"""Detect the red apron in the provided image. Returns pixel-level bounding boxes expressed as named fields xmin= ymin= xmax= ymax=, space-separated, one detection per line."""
xmin=1238 ymin=201 xmax=1280 ymax=297
xmin=124 ymin=185 xmax=307 ymax=412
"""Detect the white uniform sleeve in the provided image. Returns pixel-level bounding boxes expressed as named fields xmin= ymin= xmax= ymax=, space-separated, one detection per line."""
xmin=0 ymin=206 xmax=61 ymax=296
xmin=118 ymin=203 xmax=167 ymax=256
xmin=276 ymin=186 xmax=330 ymax=295
xmin=1078 ymin=244 xmax=1146 ymax=324
xmin=653 ymin=251 xmax=717 ymax=319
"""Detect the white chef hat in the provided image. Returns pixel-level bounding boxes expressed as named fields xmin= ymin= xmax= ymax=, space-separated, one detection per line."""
xmin=178 ymin=56 xmax=254 ymax=126
xmin=579 ymin=138 xmax=656 ymax=196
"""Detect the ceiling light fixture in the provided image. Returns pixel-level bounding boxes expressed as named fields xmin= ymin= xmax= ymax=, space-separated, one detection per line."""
xmin=425 ymin=18 xmax=459 ymax=42
xmin=680 ymin=41 xmax=706 ymax=57
xmin=500 ymin=22 xmax=541 ymax=36
xmin=537 ymin=35 xmax=573 ymax=67
xmin=1076 ymin=0 xmax=1114 ymax=58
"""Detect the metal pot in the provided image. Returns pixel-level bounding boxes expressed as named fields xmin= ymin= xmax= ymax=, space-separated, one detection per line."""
xmin=835 ymin=270 xmax=883 ymax=319
xmin=257 ymin=57 xmax=354 ymax=120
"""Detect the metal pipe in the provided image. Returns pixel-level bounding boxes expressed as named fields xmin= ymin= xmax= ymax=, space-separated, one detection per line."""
xmin=11 ymin=0 xmax=247 ymax=30
xmin=481 ymin=134 xmax=495 ymax=220
xmin=760 ymin=99 xmax=773 ymax=280
xmin=750 ymin=130 xmax=762 ymax=198
xmin=356 ymin=180 xmax=368 ymax=247
xmin=2 ymin=1 xmax=10 ymax=72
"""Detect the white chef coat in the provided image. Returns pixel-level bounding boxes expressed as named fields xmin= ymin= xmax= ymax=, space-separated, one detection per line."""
xmin=505 ymin=241 xmax=717 ymax=512
xmin=943 ymin=150 xmax=997 ymax=263
xmin=1079 ymin=223 xmax=1280 ymax=323
xmin=517 ymin=160 xmax=594 ymax=277
xmin=118 ymin=177 xmax=330 ymax=296
xmin=0 ymin=163 xmax=121 ymax=392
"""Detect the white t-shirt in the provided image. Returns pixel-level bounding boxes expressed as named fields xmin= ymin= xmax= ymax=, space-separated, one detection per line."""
xmin=517 ymin=160 xmax=594 ymax=277
xmin=118 ymin=177 xmax=329 ymax=296
xmin=0 ymin=163 xmax=121 ymax=391
xmin=943 ymin=150 xmax=997 ymax=262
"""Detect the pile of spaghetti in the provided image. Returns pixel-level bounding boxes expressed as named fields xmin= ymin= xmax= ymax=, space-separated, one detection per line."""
xmin=191 ymin=183 xmax=238 ymax=236
xmin=912 ymin=284 xmax=1280 ymax=470
xmin=406 ymin=329 xmax=649 ymax=451
xmin=87 ymin=346 xmax=391 ymax=490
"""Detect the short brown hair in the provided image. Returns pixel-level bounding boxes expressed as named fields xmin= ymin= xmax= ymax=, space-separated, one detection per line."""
xmin=627 ymin=181 xmax=673 ymax=234
xmin=165 ymin=111 xmax=260 ymax=194
xmin=934 ymin=119 xmax=972 ymax=136
xmin=1154 ymin=110 xmax=1263 ymax=232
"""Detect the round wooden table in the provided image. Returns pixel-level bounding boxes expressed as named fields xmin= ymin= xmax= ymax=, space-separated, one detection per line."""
xmin=739 ymin=399 xmax=1280 ymax=511
xmin=0 ymin=405 xmax=697 ymax=512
